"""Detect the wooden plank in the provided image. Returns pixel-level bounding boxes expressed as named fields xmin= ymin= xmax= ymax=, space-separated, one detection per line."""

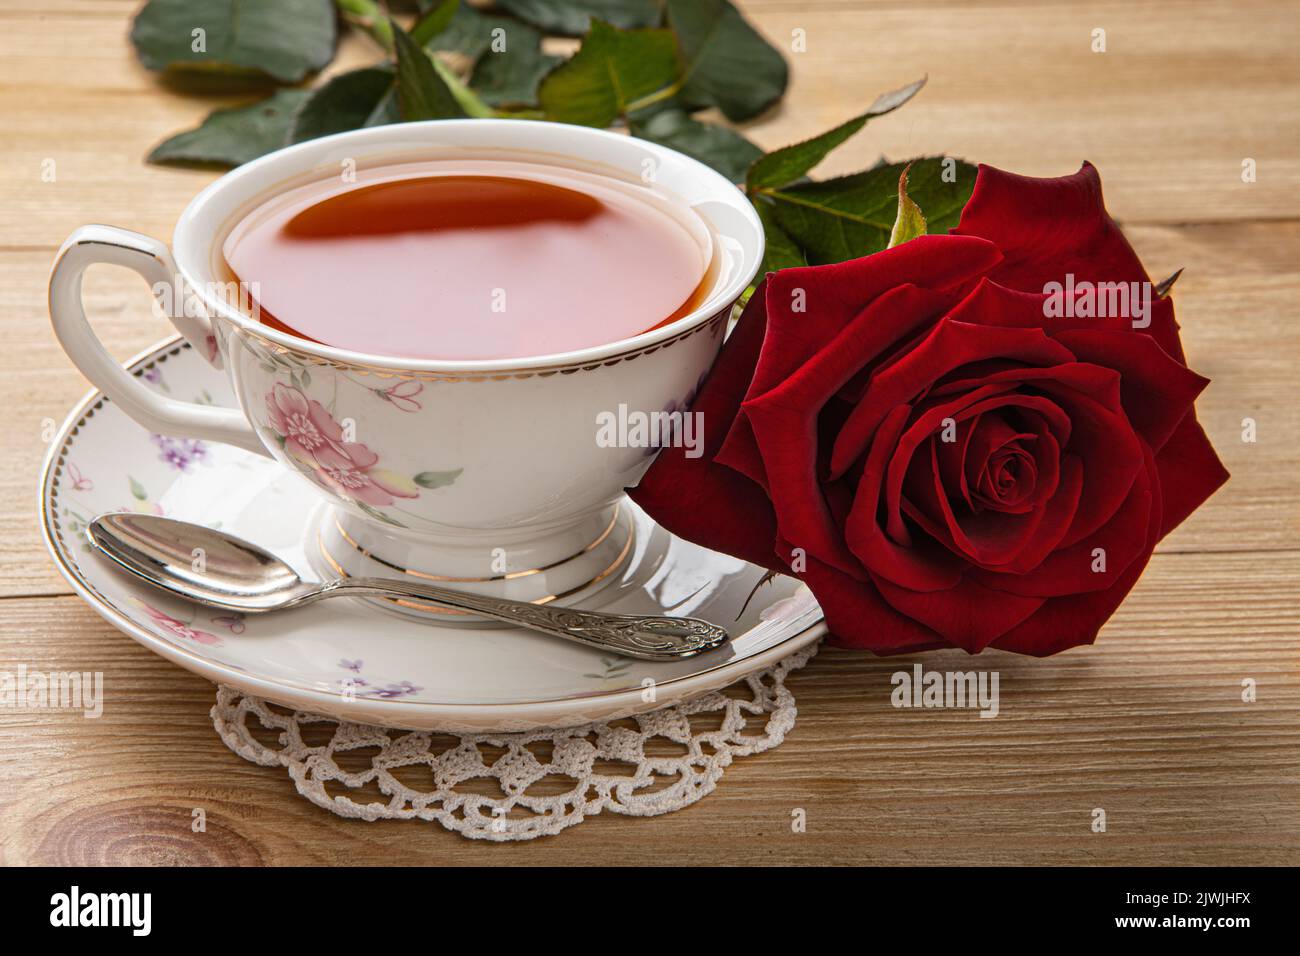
xmin=0 ymin=1 xmax=1296 ymax=248
xmin=2 ymin=546 xmax=1296 ymax=865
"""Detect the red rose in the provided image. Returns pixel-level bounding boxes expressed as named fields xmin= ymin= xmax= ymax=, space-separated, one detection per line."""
xmin=631 ymin=163 xmax=1228 ymax=656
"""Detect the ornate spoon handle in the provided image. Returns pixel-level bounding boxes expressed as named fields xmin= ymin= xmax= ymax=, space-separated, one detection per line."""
xmin=321 ymin=577 xmax=730 ymax=661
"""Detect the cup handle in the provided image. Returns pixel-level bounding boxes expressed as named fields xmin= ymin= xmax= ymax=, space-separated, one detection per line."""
xmin=49 ymin=225 xmax=270 ymax=458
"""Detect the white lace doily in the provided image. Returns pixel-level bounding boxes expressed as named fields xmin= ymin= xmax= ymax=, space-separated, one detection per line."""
xmin=212 ymin=644 xmax=818 ymax=841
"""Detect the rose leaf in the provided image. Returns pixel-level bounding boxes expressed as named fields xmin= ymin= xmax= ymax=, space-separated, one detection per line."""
xmin=289 ymin=66 xmax=396 ymax=143
xmin=147 ymin=89 xmax=311 ymax=167
xmin=538 ymin=19 xmax=679 ymax=127
xmin=410 ymin=0 xmax=462 ymax=46
xmin=470 ymin=31 xmax=564 ymax=108
xmin=767 ymin=156 xmax=976 ymax=265
xmin=631 ymin=110 xmax=763 ymax=183
xmin=887 ymin=164 xmax=928 ymax=248
xmin=130 ymin=0 xmax=337 ymax=84
xmin=745 ymin=78 xmax=927 ymax=191
xmin=495 ymin=0 xmax=662 ymax=37
xmin=426 ymin=3 xmax=524 ymax=61
xmin=393 ymin=19 xmax=468 ymax=121
xmin=755 ymin=199 xmax=807 ymax=274
xmin=665 ymin=0 xmax=788 ymax=123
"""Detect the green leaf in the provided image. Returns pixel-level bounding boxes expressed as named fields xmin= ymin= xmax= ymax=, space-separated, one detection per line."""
xmin=392 ymin=19 xmax=467 ymax=120
xmin=539 ymin=19 xmax=679 ymax=127
xmin=421 ymin=4 xmax=561 ymax=114
xmin=765 ymin=156 xmax=975 ymax=266
xmin=130 ymin=0 xmax=337 ymax=83
xmin=426 ymin=3 xmax=512 ymax=60
xmin=335 ymin=0 xmax=395 ymax=50
xmin=357 ymin=501 xmax=405 ymax=527
xmin=754 ymin=199 xmax=806 ymax=274
xmin=289 ymin=67 xmax=396 ymax=143
xmin=631 ymin=110 xmax=761 ymax=183
xmin=147 ymin=89 xmax=310 ymax=167
xmin=410 ymin=0 xmax=461 ymax=46
xmin=365 ymin=86 xmax=403 ymax=127
xmin=470 ymin=34 xmax=563 ymax=107
xmin=413 ymin=468 xmax=464 ymax=489
xmin=432 ymin=54 xmax=498 ymax=118
xmin=665 ymin=0 xmax=787 ymax=123
xmin=495 ymin=0 xmax=661 ymax=36
xmin=128 ymin=475 xmax=148 ymax=501
xmin=887 ymin=165 xmax=928 ymax=248
xmin=746 ymin=78 xmax=927 ymax=191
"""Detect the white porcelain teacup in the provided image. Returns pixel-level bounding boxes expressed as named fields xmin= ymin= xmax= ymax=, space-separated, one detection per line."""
xmin=50 ymin=120 xmax=764 ymax=617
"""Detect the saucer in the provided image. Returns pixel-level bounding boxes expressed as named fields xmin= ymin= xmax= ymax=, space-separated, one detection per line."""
xmin=40 ymin=337 xmax=826 ymax=732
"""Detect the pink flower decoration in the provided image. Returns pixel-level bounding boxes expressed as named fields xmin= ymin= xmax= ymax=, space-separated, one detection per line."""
xmin=68 ymin=462 xmax=93 ymax=491
xmin=377 ymin=380 xmax=423 ymax=412
xmin=266 ymin=383 xmax=343 ymax=460
xmin=142 ymin=603 xmax=223 ymax=647
xmin=265 ymin=383 xmax=418 ymax=508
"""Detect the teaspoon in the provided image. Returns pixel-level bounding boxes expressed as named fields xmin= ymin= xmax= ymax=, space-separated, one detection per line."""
xmin=85 ymin=513 xmax=729 ymax=661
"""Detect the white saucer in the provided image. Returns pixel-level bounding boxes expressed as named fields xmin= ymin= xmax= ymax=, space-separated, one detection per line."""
xmin=40 ymin=338 xmax=826 ymax=732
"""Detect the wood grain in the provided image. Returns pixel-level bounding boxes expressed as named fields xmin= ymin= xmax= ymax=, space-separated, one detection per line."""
xmin=0 ymin=0 xmax=1297 ymax=865
xmin=3 ymin=549 xmax=1296 ymax=865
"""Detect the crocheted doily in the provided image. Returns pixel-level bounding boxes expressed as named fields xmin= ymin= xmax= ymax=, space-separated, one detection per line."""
xmin=212 ymin=643 xmax=819 ymax=841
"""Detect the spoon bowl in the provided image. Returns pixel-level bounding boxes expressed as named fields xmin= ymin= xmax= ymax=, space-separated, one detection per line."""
xmin=88 ymin=512 xmax=315 ymax=611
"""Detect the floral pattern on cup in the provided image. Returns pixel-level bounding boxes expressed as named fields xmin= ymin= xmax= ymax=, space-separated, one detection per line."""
xmin=265 ymin=383 xmax=422 ymax=508
xmin=372 ymin=379 xmax=423 ymax=412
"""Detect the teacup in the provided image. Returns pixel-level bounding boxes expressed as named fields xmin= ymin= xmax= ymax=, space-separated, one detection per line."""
xmin=49 ymin=120 xmax=764 ymax=617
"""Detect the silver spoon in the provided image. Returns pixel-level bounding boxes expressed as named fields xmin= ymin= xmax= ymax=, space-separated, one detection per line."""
xmin=85 ymin=513 xmax=729 ymax=661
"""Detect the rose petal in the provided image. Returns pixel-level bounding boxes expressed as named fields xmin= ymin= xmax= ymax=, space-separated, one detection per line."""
xmin=831 ymin=317 xmax=1076 ymax=479
xmin=871 ymin=567 xmax=1046 ymax=653
xmin=844 ymin=404 xmax=967 ymax=591
xmin=952 ymin=162 xmax=1186 ymax=362
xmin=989 ymin=443 xmax=1164 ymax=655
xmin=694 ymin=288 xmax=772 ymax=491
xmin=1052 ymin=329 xmax=1209 ymax=452
xmin=934 ymin=413 xmax=979 ymax=509
xmin=730 ymin=284 xmax=962 ymax=575
xmin=629 ymin=286 xmax=783 ymax=570
xmin=1152 ymin=412 xmax=1230 ymax=538
xmin=750 ymin=234 xmax=1003 ymax=397
xmin=971 ymin=447 xmax=1152 ymax=597
xmin=927 ymin=340 xmax=1147 ymax=550
xmin=801 ymin=556 xmax=951 ymax=654
xmin=892 ymin=393 xmax=1071 ymax=568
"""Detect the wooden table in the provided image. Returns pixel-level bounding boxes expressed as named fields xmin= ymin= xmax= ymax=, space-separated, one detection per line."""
xmin=1 ymin=0 xmax=1297 ymax=866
